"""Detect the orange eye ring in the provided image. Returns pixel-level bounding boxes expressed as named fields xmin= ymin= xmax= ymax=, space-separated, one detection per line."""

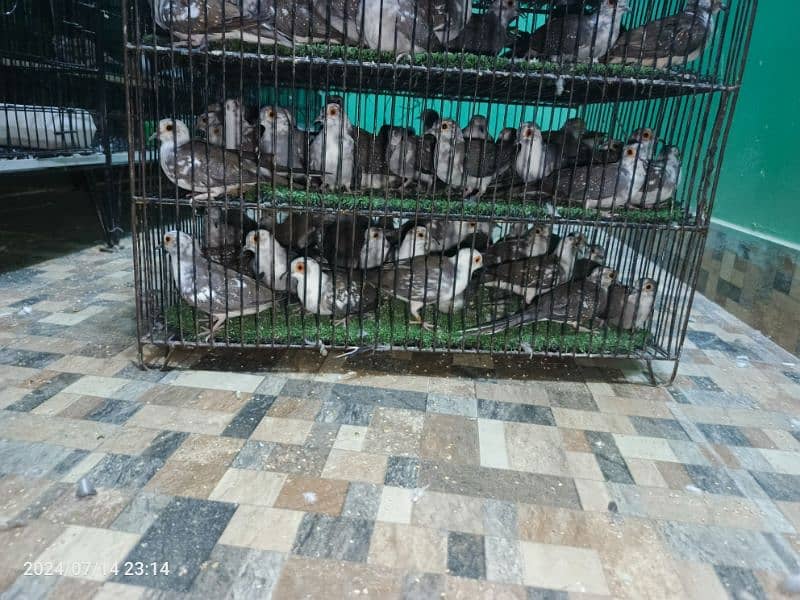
xmin=165 ymin=124 xmax=173 ymax=132
xmin=296 ymin=263 xmax=304 ymax=272
xmin=328 ymin=107 xmax=338 ymax=116
xmin=626 ymin=148 xmax=635 ymax=157
xmin=268 ymin=110 xmax=276 ymax=118
xmin=164 ymin=235 xmax=172 ymax=243
xmin=253 ymin=234 xmax=260 ymax=243
xmin=645 ymin=283 xmax=653 ymax=291
xmin=441 ymin=123 xmax=449 ymax=131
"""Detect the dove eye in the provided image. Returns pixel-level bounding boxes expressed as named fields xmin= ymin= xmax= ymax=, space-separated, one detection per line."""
xmin=441 ymin=123 xmax=449 ymax=131
xmin=608 ymin=272 xmax=616 ymax=279
xmin=200 ymin=116 xmax=207 ymax=123
xmin=474 ymin=256 xmax=481 ymax=264
xmin=645 ymin=283 xmax=654 ymax=291
xmin=253 ymin=233 xmax=260 ymax=243
xmin=534 ymin=227 xmax=541 ymax=234
xmin=295 ymin=263 xmax=304 ymax=272
xmin=164 ymin=235 xmax=172 ymax=243
xmin=165 ymin=124 xmax=173 ymax=132
xmin=372 ymin=232 xmax=379 ymax=239
xmin=328 ymin=107 xmax=338 ymax=116
xmin=626 ymin=148 xmax=635 ymax=157
xmin=642 ymin=130 xmax=652 ymax=140
xmin=268 ymin=110 xmax=276 ymax=118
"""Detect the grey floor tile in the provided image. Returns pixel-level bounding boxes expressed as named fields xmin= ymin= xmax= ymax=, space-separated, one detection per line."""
xmin=292 ymin=514 xmax=374 ymax=563
xmin=544 ymin=383 xmax=597 ymax=411
xmin=189 ymin=544 xmax=285 ymax=600
xmin=330 ymin=383 xmax=428 ymax=412
xmin=142 ymin=431 xmax=190 ymax=461
xmin=685 ymin=465 xmax=744 ymax=497
xmin=585 ymin=431 xmax=634 ymax=484
xmin=222 ymin=394 xmax=276 ymax=439
xmin=7 ymin=372 xmax=82 ymax=412
xmin=750 ymin=471 xmax=800 ymax=502
xmin=402 ymin=573 xmax=444 ymax=600
xmin=112 ymin=491 xmax=175 ymax=534
xmin=713 ymin=566 xmax=767 ymax=600
xmin=696 ymin=423 xmax=752 ymax=447
xmin=342 ymin=482 xmax=382 ymax=520
xmin=427 ymin=393 xmax=478 ymax=418
xmin=526 ymin=588 xmax=569 ymax=600
xmin=447 ymin=532 xmax=486 ymax=580
xmin=232 ymin=440 xmax=275 ymax=470
xmin=384 ymin=456 xmax=420 ymax=488
xmin=0 ymin=347 xmax=61 ymax=369
xmin=477 ymin=399 xmax=555 ymax=426
xmin=87 ymin=453 xmax=165 ymax=489
xmin=483 ymin=499 xmax=518 ymax=540
xmin=630 ymin=416 xmax=690 ymax=441
xmin=0 ymin=439 xmax=77 ymax=478
xmin=419 ymin=461 xmax=580 ymax=509
xmin=317 ymin=398 xmax=375 ymax=426
xmin=113 ymin=497 xmax=237 ymax=591
xmin=85 ymin=398 xmax=142 ymax=425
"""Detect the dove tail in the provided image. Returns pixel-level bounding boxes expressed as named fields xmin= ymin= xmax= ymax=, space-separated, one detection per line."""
xmin=461 ymin=307 xmax=541 ymax=337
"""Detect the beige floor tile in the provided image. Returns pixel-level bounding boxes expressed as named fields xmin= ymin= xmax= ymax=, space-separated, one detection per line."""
xmin=363 ymin=407 xmax=424 ymax=457
xmin=46 ymin=355 xmax=128 ymax=377
xmin=420 ymin=413 xmax=479 ymax=465
xmin=505 ymin=422 xmax=569 ymax=477
xmin=517 ymin=504 xmax=593 ymax=547
xmin=251 ymin=417 xmax=313 ymax=445
xmin=322 ymin=449 xmax=387 ymax=484
xmin=5 ymin=334 xmax=84 ymax=354
xmin=91 ymin=581 xmax=146 ymax=600
xmin=167 ymin=369 xmax=265 ymax=393
xmin=0 ymin=386 xmax=27 ymax=409
xmin=40 ymin=486 xmax=133 ymax=528
xmin=57 ymin=395 xmax=104 ymax=419
xmin=35 ymin=525 xmax=140 ymax=581
xmin=475 ymin=382 xmax=549 ymax=406
xmin=777 ymin=501 xmax=800 ymax=530
xmin=140 ymin=385 xmax=247 ymax=413
xmin=61 ymin=376 xmax=130 ymax=398
xmin=560 ymin=428 xmax=592 ymax=452
xmin=0 ymin=412 xmax=119 ymax=450
xmin=367 ymin=522 xmax=447 ymax=573
xmin=566 ymin=452 xmax=603 ymax=481
xmin=552 ymin=408 xmax=635 ymax=434
xmin=126 ymin=405 xmax=232 ymax=435
xmin=0 ymin=365 xmax=38 ymax=387
xmin=145 ymin=459 xmax=229 ymax=499
xmin=39 ymin=305 xmax=107 ymax=326
xmin=612 ymin=435 xmax=679 ymax=462
xmin=273 ymin=556 xmax=403 ymax=599
xmin=574 ymin=479 xmax=611 ymax=512
xmin=333 ymin=425 xmax=368 ymax=452
xmin=0 ymin=476 xmax=53 ymax=520
xmin=273 ymin=475 xmax=348 ymax=516
xmin=764 ymin=429 xmax=800 ymax=451
xmin=376 ymin=486 xmax=415 ymax=524
xmin=209 ymin=468 xmax=287 ymax=506
xmin=268 ymin=396 xmax=323 ymax=420
xmin=655 ymin=462 xmax=693 ymax=489
xmin=411 ymin=490 xmax=484 ymax=534
xmin=442 ymin=577 xmax=527 ymax=599
xmin=219 ymin=506 xmax=304 ymax=552
xmin=625 ymin=458 xmax=668 ymax=488
xmin=31 ymin=392 xmax=83 ymax=416
xmin=761 ymin=449 xmax=800 ymax=475
xmin=673 ymin=561 xmax=728 ymax=600
xmin=478 ymin=419 xmax=510 ymax=469
xmin=349 ymin=374 xmax=430 ymax=393
xmin=519 ymin=541 xmax=610 ymax=594
xmin=169 ymin=433 xmax=243 ymax=464
xmin=96 ymin=427 xmax=160 ymax=455
xmin=59 ymin=452 xmax=108 ymax=483
xmin=592 ymin=395 xmax=672 ymax=418
xmin=48 ymin=577 xmax=102 ymax=599
xmin=0 ymin=518 xmax=65 ymax=570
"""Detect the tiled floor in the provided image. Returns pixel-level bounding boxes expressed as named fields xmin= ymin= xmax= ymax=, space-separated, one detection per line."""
xmin=1 ymin=242 xmax=799 ymax=599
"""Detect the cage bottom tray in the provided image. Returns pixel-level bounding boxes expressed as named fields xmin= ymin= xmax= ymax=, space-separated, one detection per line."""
xmin=161 ymin=297 xmax=649 ymax=355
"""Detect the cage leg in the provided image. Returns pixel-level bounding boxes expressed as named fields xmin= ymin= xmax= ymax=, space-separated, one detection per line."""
xmin=645 ymin=359 xmax=681 ymax=388
xmin=161 ymin=346 xmax=176 ymax=371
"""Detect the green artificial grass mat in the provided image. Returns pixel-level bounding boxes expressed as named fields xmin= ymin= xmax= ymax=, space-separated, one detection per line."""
xmin=208 ymin=40 xmax=716 ymax=85
xmin=162 ymin=294 xmax=649 ymax=354
xmin=249 ymin=185 xmax=686 ymax=224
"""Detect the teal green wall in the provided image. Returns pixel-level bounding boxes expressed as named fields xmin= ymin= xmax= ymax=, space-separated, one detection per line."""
xmin=715 ymin=3 xmax=800 ymax=243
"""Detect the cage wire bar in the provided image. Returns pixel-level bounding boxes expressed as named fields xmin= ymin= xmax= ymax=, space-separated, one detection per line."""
xmin=0 ymin=0 xmax=128 ymax=245
xmin=124 ymin=0 xmax=757 ymax=377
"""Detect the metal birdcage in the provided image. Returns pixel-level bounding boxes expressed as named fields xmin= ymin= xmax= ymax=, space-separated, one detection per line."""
xmin=124 ymin=0 xmax=757 ymax=381
xmin=0 ymin=0 xmax=128 ymax=244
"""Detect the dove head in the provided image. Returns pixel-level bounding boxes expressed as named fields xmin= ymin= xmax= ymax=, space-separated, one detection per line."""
xmin=421 ymin=108 xmax=441 ymax=132
xmin=621 ymin=143 xmax=646 ymax=167
xmin=628 ymin=127 xmax=657 ymax=158
xmin=155 ymin=119 xmax=191 ymax=146
xmin=498 ymin=127 xmax=517 ymax=144
xmin=195 ymin=110 xmax=221 ymax=133
xmin=388 ymin=127 xmax=411 ymax=148
xmin=435 ymin=119 xmax=463 ymax=143
xmin=452 ymin=248 xmax=484 ymax=276
xmin=491 ymin=0 xmax=519 ymax=24
xmin=517 ymin=122 xmax=543 ymax=146
xmin=290 ymin=257 xmax=321 ymax=283
xmin=600 ymin=0 xmax=630 ymax=16
xmin=224 ymin=98 xmax=243 ymax=116
xmin=634 ymin=277 xmax=658 ymax=296
xmin=162 ymin=231 xmax=197 ymax=258
xmin=259 ymin=106 xmax=293 ymax=132
xmin=695 ymin=0 xmax=727 ymax=13
xmin=587 ymin=267 xmax=617 ymax=289
xmin=586 ymin=244 xmax=606 ymax=263
xmin=662 ymin=145 xmax=682 ymax=165
xmin=564 ymin=117 xmax=587 ymax=136
xmin=526 ymin=224 xmax=552 ymax=254
xmin=361 ymin=227 xmax=391 ymax=268
xmin=464 ymin=115 xmax=489 ymax=141
xmin=244 ymin=229 xmax=276 ymax=254
xmin=317 ymin=102 xmax=351 ymax=133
